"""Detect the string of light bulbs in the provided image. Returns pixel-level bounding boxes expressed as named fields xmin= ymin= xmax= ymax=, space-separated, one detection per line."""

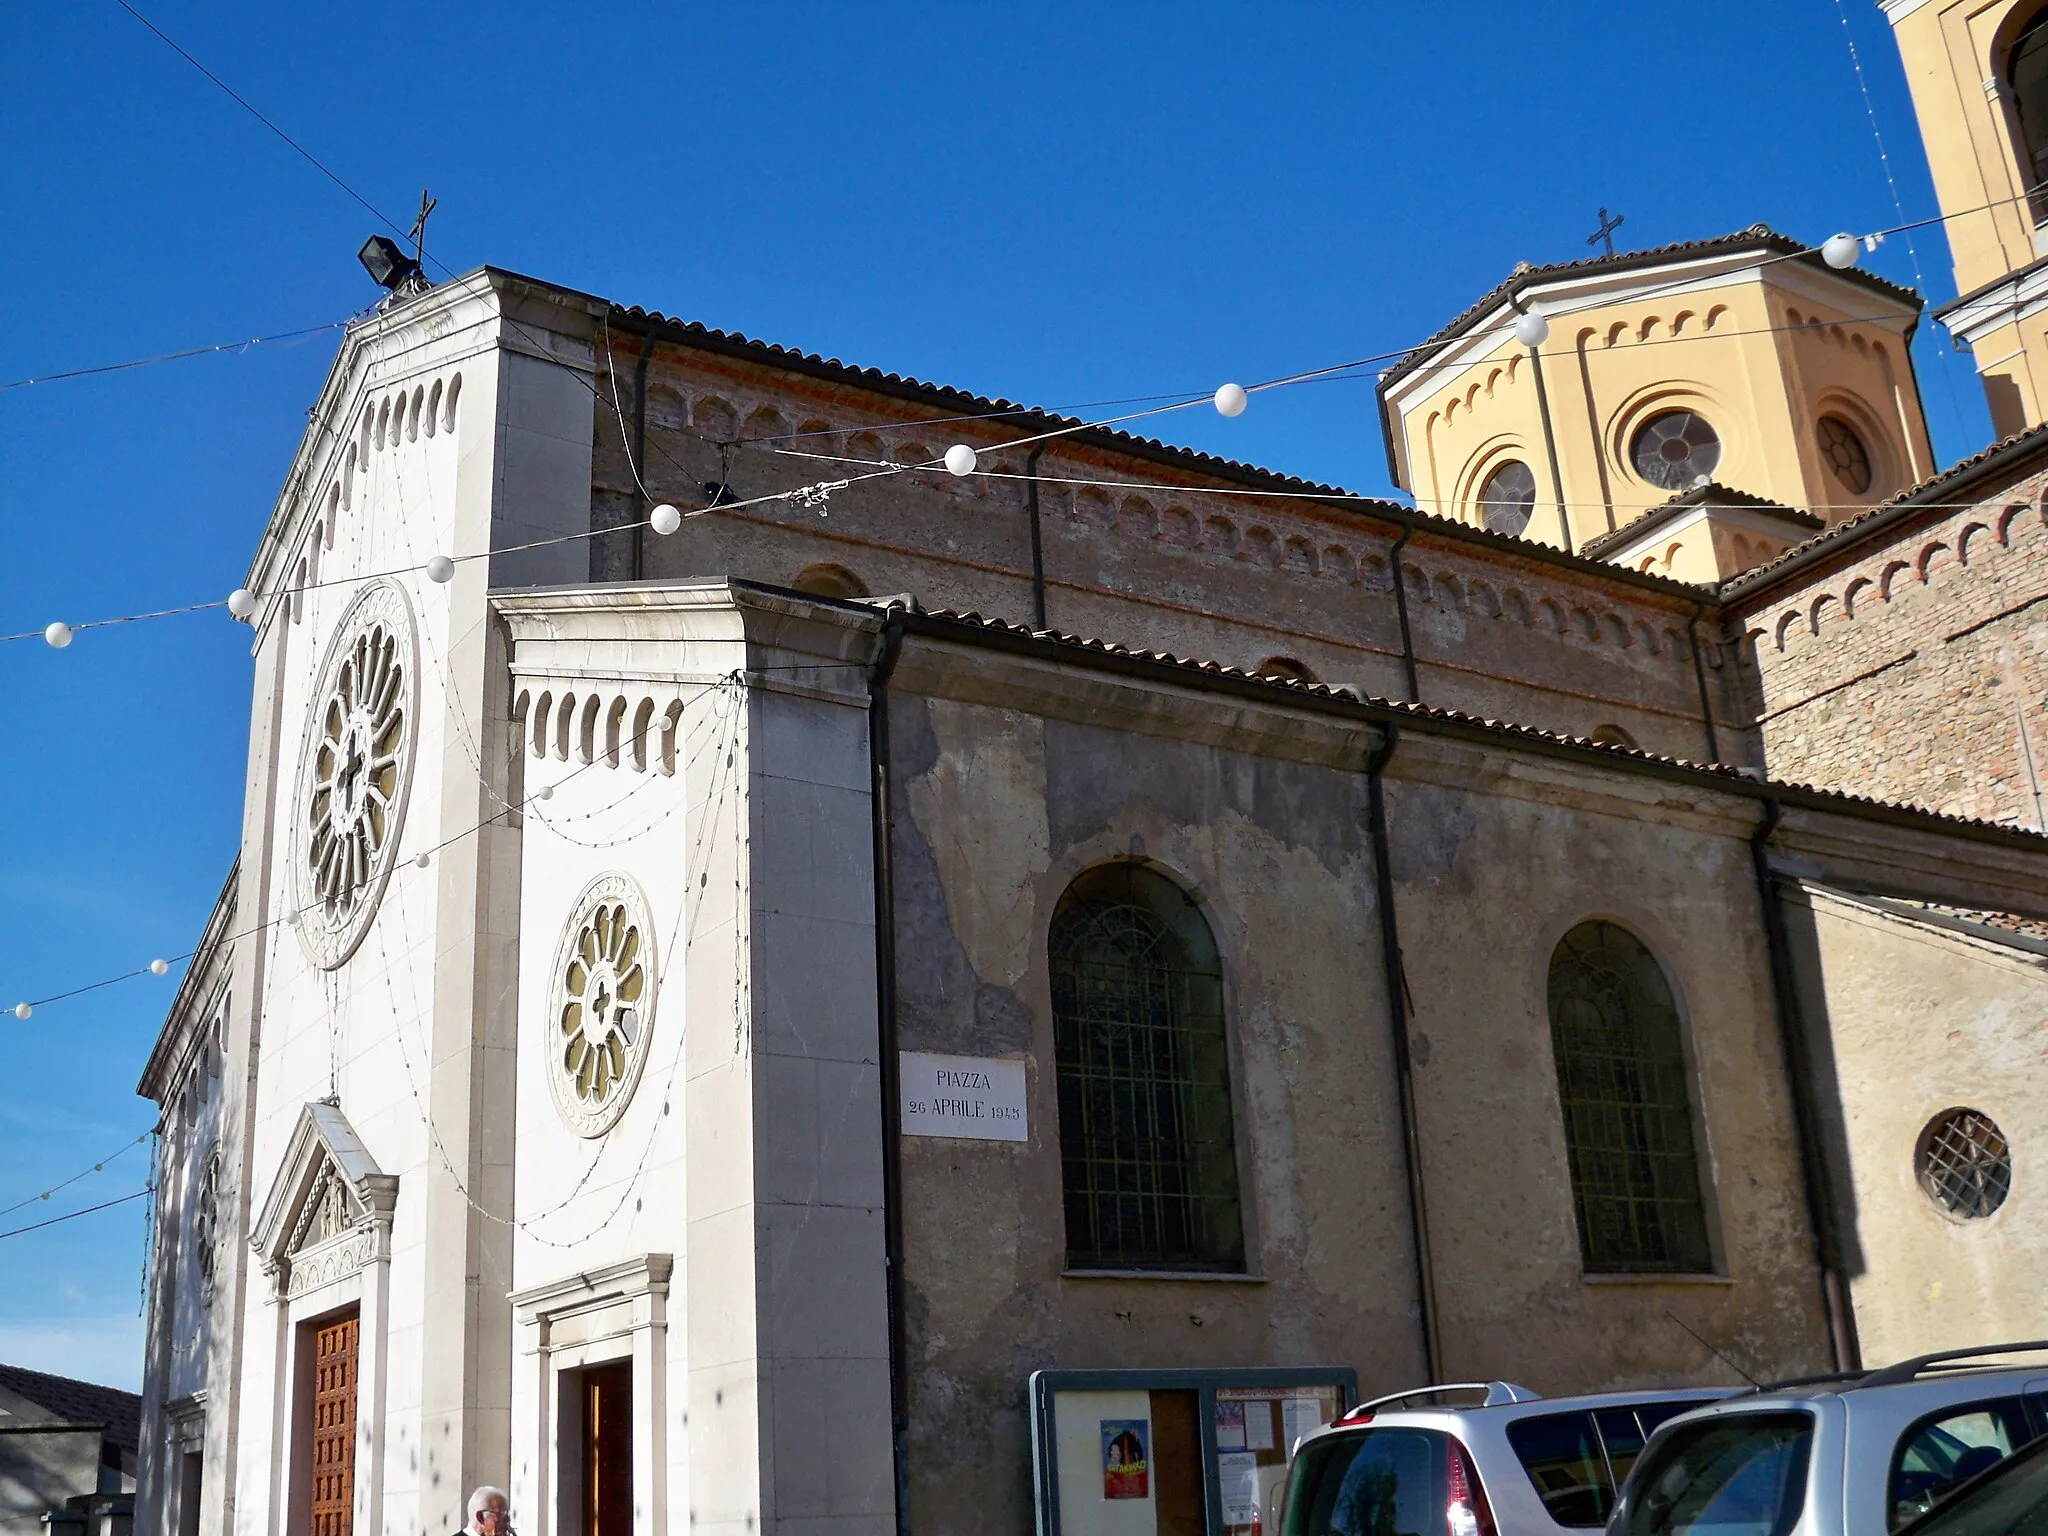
xmin=5 ymin=656 xmax=868 ymax=1019
xmin=1 ymin=225 xmax=1950 ymax=651
xmin=0 ymin=1132 xmax=152 ymax=1220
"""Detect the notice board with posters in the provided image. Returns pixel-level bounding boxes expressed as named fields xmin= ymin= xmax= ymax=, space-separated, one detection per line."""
xmin=1028 ymin=1368 xmax=1355 ymax=1536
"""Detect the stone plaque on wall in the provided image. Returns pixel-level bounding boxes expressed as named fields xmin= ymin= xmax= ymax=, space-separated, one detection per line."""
xmin=900 ymin=1051 xmax=1028 ymax=1142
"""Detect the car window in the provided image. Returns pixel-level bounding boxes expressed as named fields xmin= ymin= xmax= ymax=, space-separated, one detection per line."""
xmin=1281 ymin=1427 xmax=1444 ymax=1536
xmin=1600 ymin=1402 xmax=1718 ymax=1489
xmin=1612 ymin=1411 xmax=1812 ymax=1536
xmin=1509 ymin=1411 xmax=1612 ymax=1527
xmin=1890 ymin=1397 xmax=2036 ymax=1530
xmin=1897 ymin=1432 xmax=2048 ymax=1536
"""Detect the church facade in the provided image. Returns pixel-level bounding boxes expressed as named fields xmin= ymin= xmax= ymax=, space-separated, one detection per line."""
xmin=127 ymin=11 xmax=2048 ymax=1531
xmin=125 ymin=263 xmax=2048 ymax=1536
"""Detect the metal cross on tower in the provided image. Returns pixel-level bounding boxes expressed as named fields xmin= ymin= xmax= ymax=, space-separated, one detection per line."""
xmin=408 ymin=189 xmax=438 ymax=270
xmin=1588 ymin=207 xmax=1625 ymax=257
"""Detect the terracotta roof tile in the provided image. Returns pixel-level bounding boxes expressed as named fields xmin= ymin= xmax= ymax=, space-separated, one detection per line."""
xmin=0 ymin=1364 xmax=141 ymax=1453
xmin=1379 ymin=225 xmax=1921 ymax=389
xmin=901 ymin=603 xmax=2040 ymax=840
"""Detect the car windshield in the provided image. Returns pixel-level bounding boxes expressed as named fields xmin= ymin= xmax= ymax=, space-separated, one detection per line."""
xmin=1896 ymin=1431 xmax=2048 ymax=1536
xmin=1281 ymin=1427 xmax=1444 ymax=1536
xmin=1612 ymin=1412 xmax=1812 ymax=1536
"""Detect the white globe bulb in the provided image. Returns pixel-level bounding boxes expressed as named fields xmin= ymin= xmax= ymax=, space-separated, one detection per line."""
xmin=649 ymin=502 xmax=683 ymax=536
xmin=1514 ymin=310 xmax=1550 ymax=348
xmin=284 ymin=909 xmax=301 ymax=927
xmin=12 ymin=1003 xmax=29 ymax=1021
xmin=415 ymin=850 xmax=432 ymax=869
xmin=1822 ymin=232 xmax=1860 ymax=270
xmin=943 ymin=443 xmax=978 ymax=477
xmin=535 ymin=783 xmax=554 ymax=802
xmin=425 ymin=555 xmax=455 ymax=583
xmin=226 ymin=588 xmax=256 ymax=621
xmin=1213 ymin=382 xmax=1248 ymax=418
xmin=43 ymin=622 xmax=71 ymax=649
xmin=148 ymin=958 xmax=168 ymax=976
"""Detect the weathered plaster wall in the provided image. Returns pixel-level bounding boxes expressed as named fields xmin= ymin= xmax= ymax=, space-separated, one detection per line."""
xmin=1386 ymin=744 xmax=1831 ymax=1391
xmin=882 ymin=652 xmax=1834 ymax=1534
xmin=1784 ymin=885 xmax=2048 ymax=1366
xmin=1734 ymin=465 xmax=2048 ymax=826
xmin=887 ymin=686 xmax=1419 ymax=1536
xmin=0 ymin=1432 xmax=103 ymax=1536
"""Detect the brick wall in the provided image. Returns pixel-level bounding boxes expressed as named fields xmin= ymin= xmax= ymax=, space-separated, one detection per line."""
xmin=593 ymin=335 xmax=1742 ymax=764
xmin=1733 ymin=464 xmax=2048 ymax=827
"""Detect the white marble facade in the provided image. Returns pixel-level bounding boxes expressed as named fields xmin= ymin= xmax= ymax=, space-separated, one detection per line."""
xmin=135 ymin=274 xmax=896 ymax=1536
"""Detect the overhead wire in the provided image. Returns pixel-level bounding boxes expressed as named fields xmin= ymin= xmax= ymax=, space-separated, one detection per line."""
xmin=0 ymin=321 xmax=354 ymax=394
xmin=0 ymin=1189 xmax=152 ymax=1243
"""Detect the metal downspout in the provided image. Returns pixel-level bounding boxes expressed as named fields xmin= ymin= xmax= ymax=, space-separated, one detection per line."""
xmin=1507 ymin=286 xmax=1573 ymax=556
xmin=868 ymin=618 xmax=912 ymax=1534
xmin=630 ymin=337 xmax=653 ymax=580
xmin=1365 ymin=722 xmax=1443 ymax=1381
xmin=1748 ymin=798 xmax=1861 ymax=1372
xmin=1025 ymin=444 xmax=1049 ymax=630
xmin=1687 ymin=602 xmax=1723 ymax=763
xmin=1388 ymin=524 xmax=1420 ymax=703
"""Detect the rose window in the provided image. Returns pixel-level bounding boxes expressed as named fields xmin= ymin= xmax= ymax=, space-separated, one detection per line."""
xmin=1478 ymin=459 xmax=1538 ymax=537
xmin=548 ymin=874 xmax=659 ymax=1138
xmin=1629 ymin=409 xmax=1722 ymax=491
xmin=292 ymin=580 xmax=419 ymax=970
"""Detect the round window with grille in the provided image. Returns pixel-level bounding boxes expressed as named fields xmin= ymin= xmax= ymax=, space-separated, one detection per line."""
xmin=1916 ymin=1108 xmax=2012 ymax=1220
xmin=1478 ymin=459 xmax=1538 ymax=537
xmin=1630 ymin=410 xmax=1722 ymax=491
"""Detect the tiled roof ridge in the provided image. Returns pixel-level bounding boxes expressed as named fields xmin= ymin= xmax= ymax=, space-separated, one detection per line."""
xmin=1578 ymin=482 xmax=1822 ymax=561
xmin=902 ymin=602 xmax=2042 ymax=841
xmin=1723 ymin=421 xmax=2048 ymax=596
xmin=1379 ymin=224 xmax=1921 ymax=388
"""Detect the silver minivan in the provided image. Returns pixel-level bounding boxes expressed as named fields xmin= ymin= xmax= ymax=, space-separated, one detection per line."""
xmin=1608 ymin=1342 xmax=2048 ymax=1534
xmin=1272 ymin=1380 xmax=1737 ymax=1535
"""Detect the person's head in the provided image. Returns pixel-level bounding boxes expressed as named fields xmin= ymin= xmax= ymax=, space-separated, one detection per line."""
xmin=467 ymin=1487 xmax=509 ymax=1536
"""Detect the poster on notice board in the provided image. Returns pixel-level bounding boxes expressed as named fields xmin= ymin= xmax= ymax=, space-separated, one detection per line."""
xmin=1100 ymin=1420 xmax=1149 ymax=1499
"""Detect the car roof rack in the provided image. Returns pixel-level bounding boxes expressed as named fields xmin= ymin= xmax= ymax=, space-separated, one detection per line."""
xmin=1341 ymin=1381 xmax=1543 ymax=1420
xmin=1858 ymin=1341 xmax=2048 ymax=1388
xmin=1728 ymin=1371 xmax=1867 ymax=1398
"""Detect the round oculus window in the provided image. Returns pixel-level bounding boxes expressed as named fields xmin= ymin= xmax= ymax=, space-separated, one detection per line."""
xmin=548 ymin=872 xmax=659 ymax=1138
xmin=1478 ymin=459 xmax=1538 ymax=537
xmin=1916 ymin=1107 xmax=2012 ymax=1220
xmin=1816 ymin=415 xmax=1873 ymax=496
xmin=1630 ymin=410 xmax=1722 ymax=491
xmin=291 ymin=579 xmax=420 ymax=970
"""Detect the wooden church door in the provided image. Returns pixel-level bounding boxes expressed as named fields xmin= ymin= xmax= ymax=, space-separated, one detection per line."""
xmin=310 ymin=1309 xmax=360 ymax=1536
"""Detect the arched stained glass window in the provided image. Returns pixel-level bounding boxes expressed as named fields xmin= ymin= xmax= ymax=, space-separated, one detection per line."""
xmin=2009 ymin=10 xmax=2048 ymax=222
xmin=1547 ymin=921 xmax=1713 ymax=1273
xmin=1051 ymin=864 xmax=1245 ymax=1272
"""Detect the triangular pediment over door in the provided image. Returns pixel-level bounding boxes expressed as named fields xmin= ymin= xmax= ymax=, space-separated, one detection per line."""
xmin=250 ymin=1101 xmax=398 ymax=1301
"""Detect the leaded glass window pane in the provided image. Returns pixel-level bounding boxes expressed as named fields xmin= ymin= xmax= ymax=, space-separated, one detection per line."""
xmin=1479 ymin=459 xmax=1538 ymax=537
xmin=1051 ymin=864 xmax=1245 ymax=1271
xmin=1629 ymin=410 xmax=1721 ymax=491
xmin=1547 ymin=922 xmax=1713 ymax=1273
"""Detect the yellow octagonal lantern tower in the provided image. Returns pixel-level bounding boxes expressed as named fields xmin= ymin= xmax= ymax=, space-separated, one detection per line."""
xmin=1377 ymin=226 xmax=1936 ymax=582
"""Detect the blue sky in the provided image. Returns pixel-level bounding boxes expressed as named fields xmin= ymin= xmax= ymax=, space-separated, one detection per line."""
xmin=0 ymin=2 xmax=1994 ymax=1390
